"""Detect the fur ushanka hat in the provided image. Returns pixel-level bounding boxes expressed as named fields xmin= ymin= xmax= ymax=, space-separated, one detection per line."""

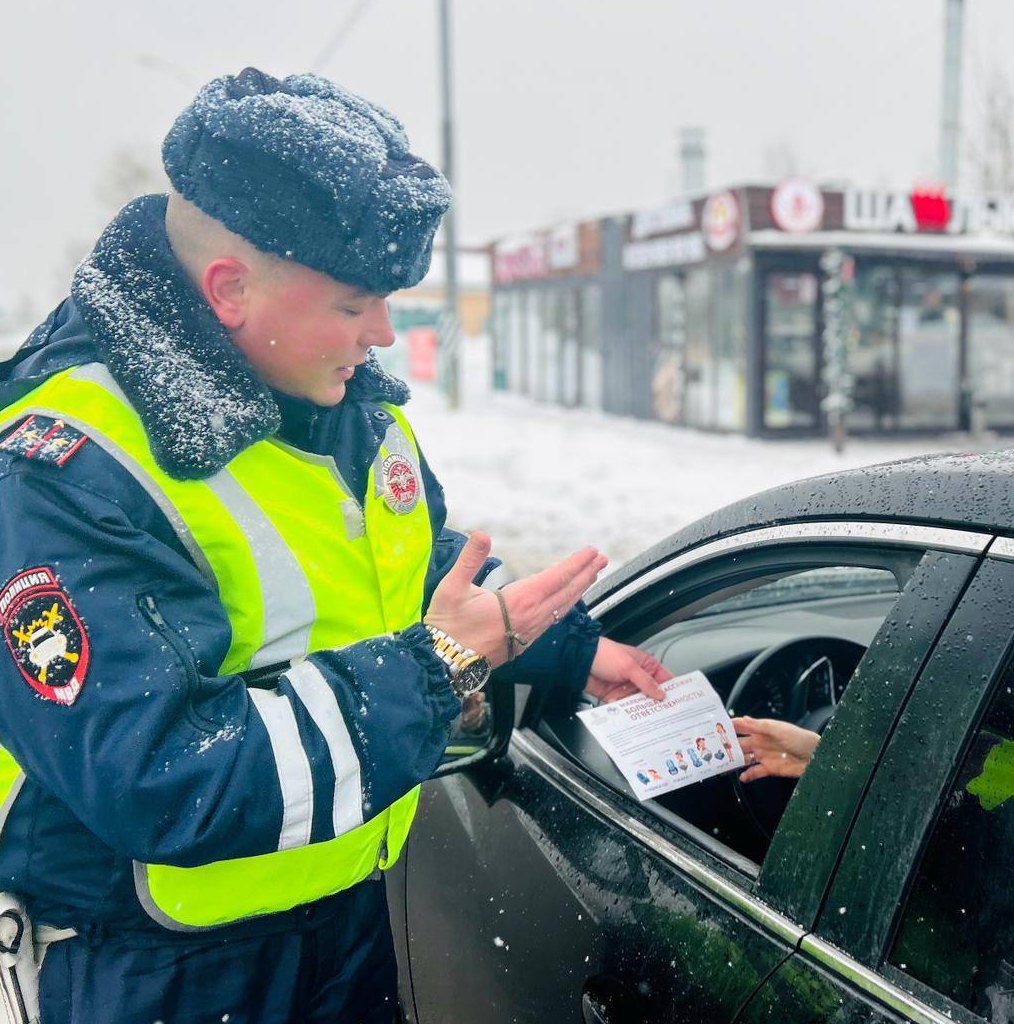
xmin=162 ymin=67 xmax=451 ymax=294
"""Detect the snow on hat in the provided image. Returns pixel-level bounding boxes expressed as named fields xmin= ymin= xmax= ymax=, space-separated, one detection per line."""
xmin=162 ymin=67 xmax=451 ymax=294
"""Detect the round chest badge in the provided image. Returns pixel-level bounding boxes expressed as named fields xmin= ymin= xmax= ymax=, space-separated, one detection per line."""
xmin=382 ymin=453 xmax=419 ymax=514
xmin=702 ymin=190 xmax=741 ymax=252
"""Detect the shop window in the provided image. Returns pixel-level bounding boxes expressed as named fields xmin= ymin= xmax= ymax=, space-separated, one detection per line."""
xmin=762 ymin=272 xmax=819 ymax=429
xmin=684 ymin=268 xmax=713 ymax=427
xmin=504 ymin=292 xmax=525 ymax=394
xmin=559 ymin=289 xmax=580 ymax=407
xmin=539 ymin=290 xmax=559 ymax=404
xmin=525 ymin=288 xmax=541 ymax=398
xmin=896 ymin=269 xmax=960 ymax=429
xmin=580 ymin=284 xmax=604 ymax=411
xmin=889 ymin=661 xmax=1014 ymax=1017
xmin=711 ymin=263 xmax=747 ymax=431
xmin=509 ymin=291 xmax=529 ymax=395
xmin=851 ymin=265 xmax=900 ymax=430
xmin=653 ymin=274 xmax=687 ymax=423
xmin=967 ymin=275 xmax=1014 ymax=429
xmin=492 ymin=292 xmax=511 ymax=391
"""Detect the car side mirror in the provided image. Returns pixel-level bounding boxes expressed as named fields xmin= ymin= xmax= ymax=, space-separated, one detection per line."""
xmin=433 ymin=675 xmax=514 ymax=777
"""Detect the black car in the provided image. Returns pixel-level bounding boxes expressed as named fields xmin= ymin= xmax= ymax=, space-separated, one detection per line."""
xmin=390 ymin=450 xmax=1014 ymax=1024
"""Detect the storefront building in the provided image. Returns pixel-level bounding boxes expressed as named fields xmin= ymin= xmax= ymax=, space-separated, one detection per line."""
xmin=489 ymin=221 xmax=606 ymax=410
xmin=489 ymin=182 xmax=1014 ymax=437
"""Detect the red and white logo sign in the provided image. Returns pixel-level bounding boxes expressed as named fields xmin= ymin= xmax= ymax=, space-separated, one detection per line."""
xmin=771 ymin=179 xmax=824 ymax=233
xmin=702 ymin=191 xmax=741 ymax=252
xmin=381 ymin=454 xmax=419 ymax=515
xmin=909 ymin=187 xmax=950 ymax=232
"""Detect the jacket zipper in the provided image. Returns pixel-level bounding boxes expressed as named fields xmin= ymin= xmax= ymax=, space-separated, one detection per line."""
xmin=138 ymin=595 xmax=201 ymax=696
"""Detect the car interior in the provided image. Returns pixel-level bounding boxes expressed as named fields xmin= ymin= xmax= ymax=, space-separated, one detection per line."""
xmin=534 ymin=560 xmax=915 ymax=869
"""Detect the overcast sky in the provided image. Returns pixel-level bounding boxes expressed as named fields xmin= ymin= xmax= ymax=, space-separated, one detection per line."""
xmin=4 ymin=0 xmax=1014 ymax=314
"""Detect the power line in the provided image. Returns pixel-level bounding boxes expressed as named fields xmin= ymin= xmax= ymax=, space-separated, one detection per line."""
xmin=312 ymin=0 xmax=375 ymax=73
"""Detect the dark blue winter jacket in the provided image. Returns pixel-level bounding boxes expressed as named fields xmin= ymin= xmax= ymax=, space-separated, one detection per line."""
xmin=0 ymin=195 xmax=600 ymax=939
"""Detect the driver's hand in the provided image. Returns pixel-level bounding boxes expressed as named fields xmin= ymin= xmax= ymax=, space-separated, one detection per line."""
xmin=732 ymin=716 xmax=820 ymax=782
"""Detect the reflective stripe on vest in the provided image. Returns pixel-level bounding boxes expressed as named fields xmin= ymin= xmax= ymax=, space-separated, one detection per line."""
xmin=0 ymin=364 xmax=432 ymax=929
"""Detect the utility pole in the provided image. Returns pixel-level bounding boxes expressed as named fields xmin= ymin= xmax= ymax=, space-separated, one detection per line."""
xmin=939 ymin=0 xmax=965 ymax=188
xmin=438 ymin=0 xmax=461 ymax=408
xmin=679 ymin=127 xmax=706 ymax=195
xmin=939 ymin=0 xmax=986 ymax=435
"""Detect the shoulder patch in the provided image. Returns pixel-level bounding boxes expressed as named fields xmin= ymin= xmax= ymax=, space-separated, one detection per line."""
xmin=0 ymin=416 xmax=88 ymax=467
xmin=1 ymin=567 xmax=90 ymax=705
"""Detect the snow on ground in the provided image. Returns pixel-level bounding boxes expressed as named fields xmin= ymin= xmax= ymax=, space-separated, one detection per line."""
xmin=404 ymin=339 xmax=986 ymax=578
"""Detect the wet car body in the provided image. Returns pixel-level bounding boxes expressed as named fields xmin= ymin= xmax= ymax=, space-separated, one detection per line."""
xmin=390 ymin=450 xmax=1014 ymax=1024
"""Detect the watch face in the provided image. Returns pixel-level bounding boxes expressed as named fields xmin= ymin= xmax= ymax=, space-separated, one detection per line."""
xmin=454 ymin=657 xmax=491 ymax=698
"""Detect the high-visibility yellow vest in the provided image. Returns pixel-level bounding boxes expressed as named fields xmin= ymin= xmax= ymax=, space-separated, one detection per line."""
xmin=0 ymin=363 xmax=433 ymax=930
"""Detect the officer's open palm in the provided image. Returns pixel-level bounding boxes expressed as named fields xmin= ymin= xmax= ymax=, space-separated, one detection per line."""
xmin=426 ymin=532 xmax=607 ymax=669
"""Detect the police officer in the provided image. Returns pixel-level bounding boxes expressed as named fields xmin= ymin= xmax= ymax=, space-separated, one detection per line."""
xmin=0 ymin=69 xmax=669 ymax=1023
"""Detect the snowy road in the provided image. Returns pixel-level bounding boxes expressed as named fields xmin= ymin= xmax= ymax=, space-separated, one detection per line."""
xmin=405 ymin=341 xmax=983 ymax=577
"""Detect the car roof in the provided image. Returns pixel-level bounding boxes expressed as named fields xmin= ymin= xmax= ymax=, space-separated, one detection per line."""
xmin=587 ymin=447 xmax=1014 ymax=606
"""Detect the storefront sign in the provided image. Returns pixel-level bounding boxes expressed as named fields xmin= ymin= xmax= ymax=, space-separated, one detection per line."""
xmin=771 ymin=178 xmax=824 ymax=233
xmin=844 ymin=188 xmax=920 ymax=232
xmin=493 ymin=222 xmax=592 ymax=283
xmin=947 ymin=194 xmax=1014 ymax=235
xmin=493 ymin=236 xmax=547 ymax=284
xmin=622 ymin=232 xmax=706 ymax=270
xmin=631 ymin=200 xmax=695 ymax=240
xmin=702 ymin=191 xmax=741 ymax=251
xmin=547 ymin=224 xmax=579 ymax=270
xmin=844 ymin=187 xmax=1014 ymax=237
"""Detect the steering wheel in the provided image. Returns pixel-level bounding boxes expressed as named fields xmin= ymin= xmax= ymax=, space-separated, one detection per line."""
xmin=724 ymin=635 xmax=867 ymax=840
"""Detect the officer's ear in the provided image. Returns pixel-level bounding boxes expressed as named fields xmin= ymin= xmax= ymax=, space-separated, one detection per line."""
xmin=202 ymin=257 xmax=250 ymax=330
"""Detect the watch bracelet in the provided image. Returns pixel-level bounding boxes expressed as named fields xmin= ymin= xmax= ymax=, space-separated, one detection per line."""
xmin=425 ymin=625 xmax=483 ymax=677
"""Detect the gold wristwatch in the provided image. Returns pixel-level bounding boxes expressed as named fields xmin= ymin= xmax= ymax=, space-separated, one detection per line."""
xmin=425 ymin=626 xmax=492 ymax=698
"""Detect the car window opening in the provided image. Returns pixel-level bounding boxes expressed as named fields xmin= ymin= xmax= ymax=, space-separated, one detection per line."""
xmin=537 ymin=563 xmax=904 ymax=868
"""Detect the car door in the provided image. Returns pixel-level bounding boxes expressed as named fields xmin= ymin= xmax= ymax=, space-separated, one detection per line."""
xmin=736 ymin=545 xmax=1014 ymax=1024
xmin=397 ymin=521 xmax=988 ymax=1024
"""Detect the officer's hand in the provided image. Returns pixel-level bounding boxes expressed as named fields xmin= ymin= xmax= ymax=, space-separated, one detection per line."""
xmin=426 ymin=531 xmax=607 ymax=669
xmin=584 ymin=638 xmax=669 ymax=703
xmin=732 ymin=716 xmax=820 ymax=782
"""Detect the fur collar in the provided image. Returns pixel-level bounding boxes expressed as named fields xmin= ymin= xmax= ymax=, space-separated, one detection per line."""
xmin=71 ymin=193 xmax=409 ymax=480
